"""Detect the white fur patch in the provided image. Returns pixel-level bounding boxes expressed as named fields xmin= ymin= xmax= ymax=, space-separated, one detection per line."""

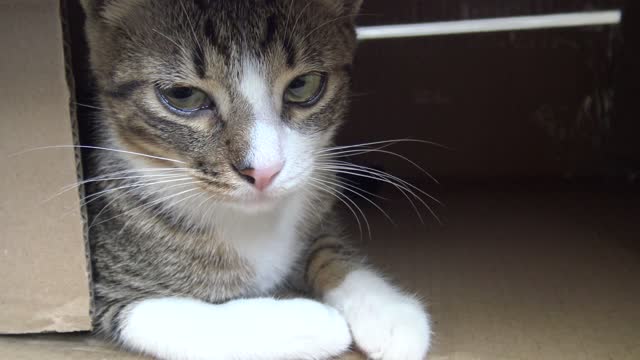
xmin=208 ymin=195 xmax=307 ymax=294
xmin=239 ymin=59 xmax=284 ymax=169
xmin=120 ymin=297 xmax=352 ymax=360
xmin=325 ymin=269 xmax=432 ymax=360
xmin=236 ymin=58 xmax=322 ymax=196
xmin=250 ymin=120 xmax=284 ymax=170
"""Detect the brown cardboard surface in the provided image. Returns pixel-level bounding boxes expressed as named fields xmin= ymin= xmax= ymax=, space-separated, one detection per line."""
xmin=1 ymin=188 xmax=638 ymax=359
xmin=0 ymin=334 xmax=142 ymax=360
xmin=369 ymin=187 xmax=640 ymax=360
xmin=0 ymin=0 xmax=91 ymax=333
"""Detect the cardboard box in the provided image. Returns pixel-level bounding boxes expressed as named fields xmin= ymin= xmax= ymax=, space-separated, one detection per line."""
xmin=1 ymin=0 xmax=638 ymax=359
xmin=0 ymin=0 xmax=91 ymax=334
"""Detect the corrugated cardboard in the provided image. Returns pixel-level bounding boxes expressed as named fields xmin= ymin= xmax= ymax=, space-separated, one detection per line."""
xmin=0 ymin=0 xmax=91 ymax=333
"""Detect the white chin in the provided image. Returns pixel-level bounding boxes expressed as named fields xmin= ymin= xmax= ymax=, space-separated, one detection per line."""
xmin=228 ymin=191 xmax=289 ymax=213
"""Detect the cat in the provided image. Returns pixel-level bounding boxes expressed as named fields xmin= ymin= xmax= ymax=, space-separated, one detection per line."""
xmin=79 ymin=1 xmax=431 ymax=359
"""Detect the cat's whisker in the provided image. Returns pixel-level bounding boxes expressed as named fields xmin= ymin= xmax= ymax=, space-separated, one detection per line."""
xmin=117 ymin=188 xmax=204 ymax=236
xmin=74 ymin=102 xmax=108 ymax=111
xmin=60 ymin=170 xmax=190 ymax=193
xmin=319 ymin=165 xmax=425 ymax=224
xmin=283 ymin=0 xmax=296 ymax=41
xmin=85 ymin=167 xmax=192 ymax=180
xmin=61 ymin=177 xmax=197 ymax=222
xmin=177 ymin=0 xmax=205 ymax=56
xmin=80 ymin=177 xmax=195 ymax=209
xmin=290 ymin=1 xmax=314 ymax=41
xmin=317 ymin=163 xmax=441 ymax=224
xmin=196 ymin=192 xmax=219 ymax=224
xmin=98 ymin=167 xmax=191 ymax=177
xmin=90 ymin=184 xmax=203 ymax=229
xmin=148 ymin=191 xmax=203 ymax=228
xmin=86 ymin=183 xmax=157 ymax=227
xmin=319 ymin=163 xmax=439 ymax=206
xmin=11 ymin=145 xmax=187 ymax=164
xmin=308 ymin=181 xmax=365 ymax=241
xmin=309 ymin=179 xmax=371 ymax=240
xmin=142 ymin=186 xmax=203 ymax=219
xmin=312 ymin=176 xmax=395 ymax=226
xmin=152 ymin=28 xmax=185 ymax=52
xmin=320 ymin=160 xmax=434 ymax=223
xmin=321 ymin=160 xmax=442 ymax=205
xmin=50 ymin=171 xmax=191 ymax=204
xmin=314 ymin=172 xmax=389 ymax=201
xmin=79 ymin=170 xmax=189 ymax=184
xmin=330 ymin=174 xmax=361 ymax=188
xmin=82 ymin=185 xmax=178 ymax=223
xmin=67 ymin=166 xmax=190 ymax=191
xmin=316 ymin=139 xmax=444 ymax=184
xmin=316 ymin=138 xmax=450 ymax=155
xmin=319 ymin=148 xmax=439 ymax=184
xmin=318 ymin=141 xmax=398 ymax=157
xmin=320 ymin=163 xmax=439 ymax=205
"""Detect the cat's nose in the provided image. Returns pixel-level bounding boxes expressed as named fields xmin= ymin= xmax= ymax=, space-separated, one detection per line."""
xmin=237 ymin=162 xmax=284 ymax=191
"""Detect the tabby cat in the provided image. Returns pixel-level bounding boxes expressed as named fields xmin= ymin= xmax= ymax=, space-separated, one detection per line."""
xmin=80 ymin=0 xmax=431 ymax=359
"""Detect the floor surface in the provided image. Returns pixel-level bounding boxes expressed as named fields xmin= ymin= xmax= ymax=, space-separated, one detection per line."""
xmin=2 ymin=185 xmax=639 ymax=359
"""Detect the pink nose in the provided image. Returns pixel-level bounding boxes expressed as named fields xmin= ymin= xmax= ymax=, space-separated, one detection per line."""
xmin=238 ymin=162 xmax=284 ymax=191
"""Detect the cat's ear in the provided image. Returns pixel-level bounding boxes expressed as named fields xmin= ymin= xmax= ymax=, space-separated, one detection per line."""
xmin=80 ymin=0 xmax=145 ymax=25
xmin=320 ymin=0 xmax=363 ymax=17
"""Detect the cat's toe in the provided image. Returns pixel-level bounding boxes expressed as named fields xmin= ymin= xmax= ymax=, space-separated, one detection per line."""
xmin=284 ymin=299 xmax=353 ymax=358
xmin=350 ymin=298 xmax=430 ymax=360
xmin=345 ymin=296 xmax=429 ymax=359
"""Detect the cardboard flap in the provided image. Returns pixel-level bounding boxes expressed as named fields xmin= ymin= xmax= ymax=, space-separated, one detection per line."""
xmin=0 ymin=0 xmax=91 ymax=334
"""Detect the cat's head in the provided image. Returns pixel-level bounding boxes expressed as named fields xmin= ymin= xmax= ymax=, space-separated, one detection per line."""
xmin=81 ymin=0 xmax=361 ymax=210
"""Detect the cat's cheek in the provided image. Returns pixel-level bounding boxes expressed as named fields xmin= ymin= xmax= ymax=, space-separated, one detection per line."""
xmin=324 ymin=269 xmax=432 ymax=360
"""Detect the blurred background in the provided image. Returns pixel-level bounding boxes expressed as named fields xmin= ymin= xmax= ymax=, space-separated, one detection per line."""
xmin=344 ymin=0 xmax=636 ymax=183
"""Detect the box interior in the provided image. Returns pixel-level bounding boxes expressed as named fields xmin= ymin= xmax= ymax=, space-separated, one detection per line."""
xmin=2 ymin=0 xmax=639 ymax=359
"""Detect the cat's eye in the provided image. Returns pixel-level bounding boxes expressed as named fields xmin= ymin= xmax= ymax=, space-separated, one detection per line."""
xmin=284 ymin=72 xmax=326 ymax=106
xmin=157 ymin=86 xmax=212 ymax=113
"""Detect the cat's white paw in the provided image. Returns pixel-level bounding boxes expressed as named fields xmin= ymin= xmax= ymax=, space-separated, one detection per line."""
xmin=121 ymin=297 xmax=352 ymax=360
xmin=343 ymin=296 xmax=430 ymax=360
xmin=272 ymin=298 xmax=354 ymax=357
xmin=325 ymin=270 xmax=431 ymax=360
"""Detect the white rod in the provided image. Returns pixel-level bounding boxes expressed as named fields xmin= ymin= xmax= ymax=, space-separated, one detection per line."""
xmin=356 ymin=10 xmax=622 ymax=40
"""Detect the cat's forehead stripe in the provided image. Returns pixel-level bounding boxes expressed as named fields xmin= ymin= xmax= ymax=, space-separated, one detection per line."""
xmin=192 ymin=46 xmax=207 ymax=79
xmin=189 ymin=4 xmax=300 ymax=77
xmin=283 ymin=35 xmax=297 ymax=68
xmin=203 ymin=17 xmax=230 ymax=61
xmin=260 ymin=14 xmax=278 ymax=51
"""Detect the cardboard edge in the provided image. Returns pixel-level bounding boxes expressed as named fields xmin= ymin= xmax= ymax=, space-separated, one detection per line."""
xmin=59 ymin=0 xmax=94 ymax=330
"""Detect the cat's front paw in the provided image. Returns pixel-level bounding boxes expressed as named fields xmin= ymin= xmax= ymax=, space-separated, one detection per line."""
xmin=325 ymin=270 xmax=431 ymax=360
xmin=278 ymin=298 xmax=353 ymax=357
xmin=346 ymin=296 xmax=430 ymax=360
